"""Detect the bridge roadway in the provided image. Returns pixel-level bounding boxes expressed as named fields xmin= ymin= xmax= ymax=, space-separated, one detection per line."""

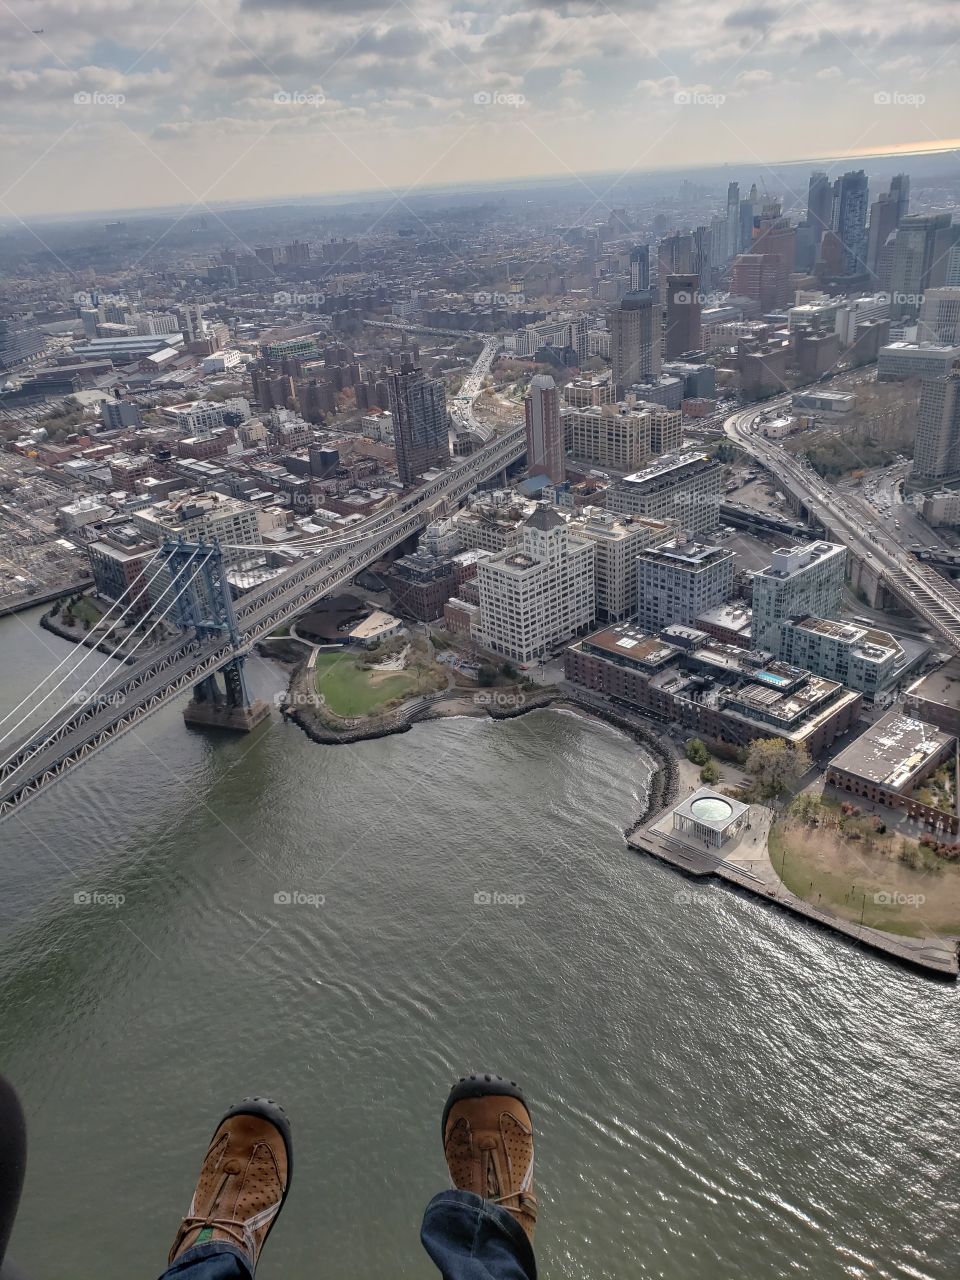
xmin=724 ymin=400 xmax=960 ymax=653
xmin=0 ymin=423 xmax=526 ymax=819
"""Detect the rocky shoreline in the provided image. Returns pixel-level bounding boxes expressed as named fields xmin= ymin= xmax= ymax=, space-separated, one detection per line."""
xmin=39 ymin=608 xmax=135 ymax=663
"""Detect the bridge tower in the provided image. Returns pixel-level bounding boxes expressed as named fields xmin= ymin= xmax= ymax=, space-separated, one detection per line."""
xmin=161 ymin=538 xmax=271 ymax=733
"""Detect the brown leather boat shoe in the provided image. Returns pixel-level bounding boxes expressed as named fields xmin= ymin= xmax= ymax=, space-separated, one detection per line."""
xmin=441 ymin=1073 xmax=538 ymax=1245
xmin=168 ymin=1096 xmax=292 ymax=1273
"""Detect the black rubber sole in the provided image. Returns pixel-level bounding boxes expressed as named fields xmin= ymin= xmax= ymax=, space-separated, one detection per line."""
xmin=441 ymin=1073 xmax=529 ymax=1137
xmin=214 ymin=1096 xmax=293 ymax=1247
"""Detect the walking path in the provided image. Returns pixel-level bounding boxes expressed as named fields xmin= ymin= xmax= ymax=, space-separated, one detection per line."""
xmin=629 ymin=808 xmax=959 ymax=980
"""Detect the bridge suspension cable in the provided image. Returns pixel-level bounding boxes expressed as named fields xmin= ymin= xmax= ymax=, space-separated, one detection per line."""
xmin=0 ymin=545 xmax=169 ymax=745
xmin=0 ymin=549 xmax=214 ymax=774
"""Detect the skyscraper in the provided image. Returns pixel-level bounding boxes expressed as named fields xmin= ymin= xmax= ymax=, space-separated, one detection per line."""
xmin=726 ymin=182 xmax=740 ymax=262
xmin=629 ymin=244 xmax=650 ymax=292
xmin=610 ymin=291 xmax=661 ymax=392
xmin=891 ymin=173 xmax=910 ymax=224
xmin=657 ymin=232 xmax=693 ymax=303
xmin=693 ymin=225 xmax=712 ymax=294
xmin=889 ymin=214 xmax=955 ymax=318
xmin=914 ymin=364 xmax=960 ymax=481
xmin=751 ymin=208 xmax=796 ymax=308
xmin=806 ymin=171 xmax=833 ymax=245
xmin=830 ymin=171 xmax=869 ymax=277
xmin=738 ymin=197 xmax=755 ymax=256
xmin=665 ymin=275 xmax=702 ymax=358
xmin=524 ymin=374 xmax=564 ymax=484
xmin=866 ymin=174 xmax=910 ymax=278
xmin=866 ymin=192 xmax=900 ymax=279
xmin=386 ymin=364 xmax=449 ymax=486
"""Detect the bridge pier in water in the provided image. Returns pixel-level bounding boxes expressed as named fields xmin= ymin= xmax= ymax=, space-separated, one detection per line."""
xmin=183 ymin=657 xmax=270 ymax=733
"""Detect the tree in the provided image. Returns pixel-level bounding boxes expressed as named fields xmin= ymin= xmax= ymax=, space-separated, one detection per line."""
xmin=686 ymin=738 xmax=709 ymax=766
xmin=700 ymin=759 xmax=720 ymax=784
xmin=745 ymin=737 xmax=812 ymax=799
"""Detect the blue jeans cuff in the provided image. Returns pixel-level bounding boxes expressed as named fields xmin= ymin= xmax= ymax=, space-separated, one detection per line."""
xmin=421 ymin=1189 xmax=537 ymax=1280
xmin=158 ymin=1240 xmax=253 ymax=1280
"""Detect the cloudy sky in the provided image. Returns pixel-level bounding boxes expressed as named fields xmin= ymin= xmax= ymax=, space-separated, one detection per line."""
xmin=1 ymin=0 xmax=957 ymax=218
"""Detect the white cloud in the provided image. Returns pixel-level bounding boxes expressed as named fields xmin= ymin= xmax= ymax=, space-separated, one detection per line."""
xmin=559 ymin=67 xmax=586 ymax=88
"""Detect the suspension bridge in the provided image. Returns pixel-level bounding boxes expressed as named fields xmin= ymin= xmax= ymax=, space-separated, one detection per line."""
xmin=0 ymin=423 xmax=525 ymax=820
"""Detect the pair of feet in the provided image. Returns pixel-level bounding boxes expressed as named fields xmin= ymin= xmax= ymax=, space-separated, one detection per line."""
xmin=168 ymin=1074 xmax=538 ymax=1272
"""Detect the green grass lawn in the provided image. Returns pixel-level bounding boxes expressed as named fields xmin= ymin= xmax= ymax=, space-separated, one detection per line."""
xmin=770 ymin=819 xmax=960 ymax=938
xmin=63 ymin=595 xmax=105 ymax=627
xmin=313 ymin=650 xmax=426 ymax=717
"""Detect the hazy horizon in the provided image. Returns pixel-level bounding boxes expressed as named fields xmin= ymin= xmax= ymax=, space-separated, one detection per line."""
xmin=1 ymin=0 xmax=957 ymax=221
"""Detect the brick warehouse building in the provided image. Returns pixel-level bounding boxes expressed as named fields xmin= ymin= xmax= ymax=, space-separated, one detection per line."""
xmin=565 ymin=624 xmax=862 ymax=755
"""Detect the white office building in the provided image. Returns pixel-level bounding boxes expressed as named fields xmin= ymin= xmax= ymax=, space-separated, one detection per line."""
xmin=132 ymin=492 xmax=261 ymax=566
xmin=162 ymin=397 xmax=252 ymax=436
xmin=917 ymin=289 xmax=960 ymax=346
xmin=878 ymin=342 xmax=960 ymax=381
xmin=477 ymin=506 xmax=595 ymax=662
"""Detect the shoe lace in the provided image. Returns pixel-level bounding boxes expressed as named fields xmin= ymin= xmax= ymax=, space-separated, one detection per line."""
xmin=490 ymin=1190 xmax=537 ymax=1219
xmin=177 ymin=1216 xmax=251 ymax=1255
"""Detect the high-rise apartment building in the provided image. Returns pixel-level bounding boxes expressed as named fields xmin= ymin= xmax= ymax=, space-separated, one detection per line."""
xmin=0 ymin=319 xmax=44 ymax=372
xmin=386 ymin=364 xmax=449 ymax=486
xmin=913 ymin=366 xmax=960 ymax=481
xmin=751 ymin=214 xmax=796 ymax=308
xmin=285 ymin=240 xmax=311 ymax=264
xmin=605 ymin=451 xmax=722 ymax=536
xmin=569 ymin=511 xmax=673 ymax=622
xmin=664 ymin=275 xmax=702 ymax=358
xmin=476 ymin=506 xmax=596 ymax=663
xmin=636 ymin=539 xmax=735 ymax=633
xmin=730 ymin=253 xmax=781 ymax=313
xmin=609 ymin=291 xmax=661 ymax=392
xmin=751 ymin=541 xmax=847 ymax=651
xmin=524 ymin=374 xmax=564 ymax=484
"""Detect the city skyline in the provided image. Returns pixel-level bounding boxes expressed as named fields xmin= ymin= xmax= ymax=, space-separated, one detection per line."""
xmin=0 ymin=0 xmax=957 ymax=218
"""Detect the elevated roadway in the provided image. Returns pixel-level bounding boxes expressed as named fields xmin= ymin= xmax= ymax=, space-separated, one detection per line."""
xmin=724 ymin=401 xmax=960 ymax=652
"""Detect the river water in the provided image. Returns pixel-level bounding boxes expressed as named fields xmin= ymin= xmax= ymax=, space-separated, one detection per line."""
xmin=0 ymin=609 xmax=956 ymax=1279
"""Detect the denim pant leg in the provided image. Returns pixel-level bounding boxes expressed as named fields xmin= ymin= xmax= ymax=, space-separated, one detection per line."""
xmin=156 ymin=1242 xmax=252 ymax=1280
xmin=421 ymin=1190 xmax=537 ymax=1280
